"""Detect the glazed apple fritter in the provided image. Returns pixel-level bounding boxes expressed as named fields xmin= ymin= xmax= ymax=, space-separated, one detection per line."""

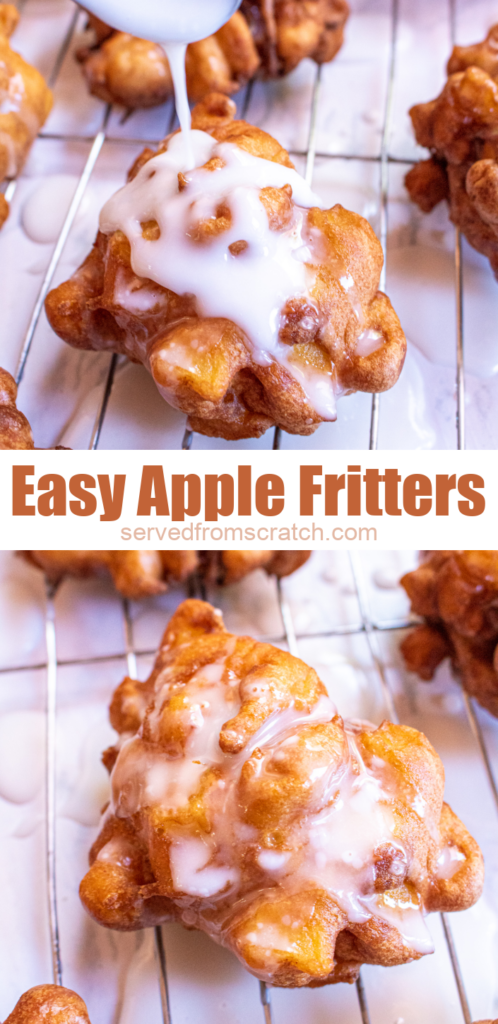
xmin=45 ymin=94 xmax=406 ymax=442
xmin=77 ymin=0 xmax=349 ymax=110
xmin=401 ymin=551 xmax=498 ymax=718
xmin=0 ymin=4 xmax=53 ymax=228
xmin=22 ymin=550 xmax=310 ymax=598
xmin=3 ymin=985 xmax=91 ymax=1024
xmin=405 ymin=25 xmax=498 ymax=278
xmin=0 ymin=367 xmax=34 ymax=449
xmin=79 ymin=599 xmax=483 ymax=987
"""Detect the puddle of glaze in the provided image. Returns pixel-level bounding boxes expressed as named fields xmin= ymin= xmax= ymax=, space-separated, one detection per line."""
xmin=21 ymin=175 xmax=83 ymax=244
xmin=0 ymin=711 xmax=44 ymax=804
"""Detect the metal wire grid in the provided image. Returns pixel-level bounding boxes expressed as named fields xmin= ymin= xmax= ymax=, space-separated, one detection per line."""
xmin=1 ymin=554 xmax=494 ymax=1024
xmin=5 ymin=0 xmax=467 ymax=451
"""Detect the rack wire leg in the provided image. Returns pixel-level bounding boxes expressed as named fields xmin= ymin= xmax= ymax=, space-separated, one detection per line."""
xmin=44 ymin=581 xmax=63 ymax=986
xmin=155 ymin=925 xmax=172 ymax=1024
xmin=355 ymin=974 xmax=372 ymax=1024
xmin=454 ymin=227 xmax=465 ymax=450
xmin=259 ymin=981 xmax=273 ymax=1024
xmin=89 ymin=353 xmax=118 ymax=451
xmin=462 ymin=693 xmax=498 ymax=813
xmin=15 ymin=105 xmax=111 ymax=386
xmin=370 ymin=0 xmax=400 ymax=450
xmin=441 ymin=914 xmax=472 ymax=1024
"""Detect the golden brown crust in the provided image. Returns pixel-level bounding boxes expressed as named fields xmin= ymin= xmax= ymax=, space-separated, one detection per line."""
xmin=0 ymin=192 xmax=9 ymax=227
xmin=404 ymin=158 xmax=449 ymax=214
xmin=406 ymin=29 xmax=498 ymax=277
xmin=0 ymin=368 xmax=34 ymax=449
xmin=0 ymin=3 xmax=19 ymax=38
xmin=45 ymin=95 xmax=406 ymax=441
xmin=22 ymin=549 xmax=310 ymax=597
xmin=0 ymin=9 xmax=53 ymax=226
xmin=3 ymin=985 xmax=91 ymax=1023
xmin=401 ymin=551 xmax=498 ymax=718
xmin=79 ymin=599 xmax=483 ymax=987
xmin=78 ymin=1 xmax=349 ymax=110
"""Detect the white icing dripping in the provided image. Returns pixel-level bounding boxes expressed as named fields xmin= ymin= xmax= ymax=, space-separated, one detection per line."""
xmin=360 ymin=892 xmax=434 ymax=955
xmin=356 ymin=328 xmax=384 ymax=358
xmin=169 ymin=836 xmax=239 ymax=896
xmin=100 ymin=132 xmax=341 ymax=419
xmin=436 ymin=843 xmax=466 ymax=880
xmin=79 ymin=0 xmax=242 ymax=172
xmin=300 ymin=733 xmax=397 ymax=924
xmin=163 ymin=42 xmax=193 ymax=168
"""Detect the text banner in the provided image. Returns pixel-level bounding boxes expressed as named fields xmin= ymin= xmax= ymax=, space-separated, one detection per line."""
xmin=0 ymin=450 xmax=494 ymax=549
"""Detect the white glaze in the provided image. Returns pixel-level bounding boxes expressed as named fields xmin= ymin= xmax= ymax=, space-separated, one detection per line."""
xmin=21 ymin=175 xmax=80 ymax=245
xmin=436 ymin=844 xmax=466 ymax=880
xmin=170 ymin=836 xmax=239 ymax=897
xmin=356 ymin=328 xmax=384 ymax=358
xmin=360 ymin=892 xmax=434 ymax=955
xmin=100 ymin=131 xmax=341 ymax=419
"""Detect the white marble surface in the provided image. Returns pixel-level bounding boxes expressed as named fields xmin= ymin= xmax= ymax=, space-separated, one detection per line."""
xmin=1 ymin=0 xmax=498 ymax=449
xmin=0 ymin=549 xmax=497 ymax=1022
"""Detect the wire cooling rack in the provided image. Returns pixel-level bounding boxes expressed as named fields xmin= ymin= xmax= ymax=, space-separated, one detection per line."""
xmin=0 ymin=0 xmax=485 ymax=451
xmin=1 ymin=552 xmax=497 ymax=1024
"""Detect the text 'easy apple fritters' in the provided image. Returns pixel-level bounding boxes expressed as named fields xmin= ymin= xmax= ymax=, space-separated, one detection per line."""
xmin=0 ymin=4 xmax=53 ymax=228
xmin=22 ymin=549 xmax=310 ymax=599
xmin=45 ymin=95 xmax=406 ymax=441
xmin=405 ymin=25 xmax=498 ymax=279
xmin=77 ymin=0 xmax=349 ymax=110
xmin=2 ymin=985 xmax=91 ymax=1024
xmin=79 ymin=599 xmax=483 ymax=987
xmin=401 ymin=551 xmax=498 ymax=718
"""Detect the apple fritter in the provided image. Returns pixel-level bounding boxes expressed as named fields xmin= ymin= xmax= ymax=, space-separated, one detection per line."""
xmin=45 ymin=94 xmax=406 ymax=441
xmin=79 ymin=599 xmax=483 ymax=987
xmin=22 ymin=549 xmax=310 ymax=598
xmin=3 ymin=985 xmax=91 ymax=1023
xmin=406 ymin=25 xmax=498 ymax=278
xmin=0 ymin=4 xmax=53 ymax=228
xmin=401 ymin=551 xmax=498 ymax=718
